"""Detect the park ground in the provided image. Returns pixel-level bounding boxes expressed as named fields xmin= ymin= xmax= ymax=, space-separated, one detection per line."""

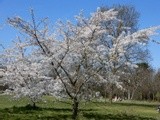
xmin=0 ymin=95 xmax=160 ymax=120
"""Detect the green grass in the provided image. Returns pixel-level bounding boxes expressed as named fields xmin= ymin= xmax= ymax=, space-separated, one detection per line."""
xmin=0 ymin=95 xmax=160 ymax=120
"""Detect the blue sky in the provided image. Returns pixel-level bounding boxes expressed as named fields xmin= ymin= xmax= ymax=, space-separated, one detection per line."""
xmin=0 ymin=0 xmax=160 ymax=69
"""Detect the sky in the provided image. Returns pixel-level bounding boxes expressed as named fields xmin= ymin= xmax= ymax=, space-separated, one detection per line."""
xmin=0 ymin=0 xmax=160 ymax=69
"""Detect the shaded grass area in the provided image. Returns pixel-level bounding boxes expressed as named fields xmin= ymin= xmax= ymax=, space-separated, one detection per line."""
xmin=0 ymin=95 xmax=160 ymax=120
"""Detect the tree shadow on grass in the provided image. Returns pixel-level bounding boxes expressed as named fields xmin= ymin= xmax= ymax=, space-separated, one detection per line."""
xmin=0 ymin=105 xmax=157 ymax=120
xmin=1 ymin=104 xmax=42 ymax=113
xmin=91 ymin=101 xmax=157 ymax=108
xmin=0 ymin=105 xmax=96 ymax=115
xmin=83 ymin=112 xmax=156 ymax=120
xmin=42 ymin=107 xmax=96 ymax=112
xmin=0 ymin=105 xmax=72 ymax=120
xmin=113 ymin=102 xmax=157 ymax=108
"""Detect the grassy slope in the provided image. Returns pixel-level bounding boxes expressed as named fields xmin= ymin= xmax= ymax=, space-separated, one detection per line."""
xmin=0 ymin=95 xmax=160 ymax=120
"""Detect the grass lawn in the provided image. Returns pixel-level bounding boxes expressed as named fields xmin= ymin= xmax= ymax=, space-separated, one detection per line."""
xmin=0 ymin=95 xmax=160 ymax=120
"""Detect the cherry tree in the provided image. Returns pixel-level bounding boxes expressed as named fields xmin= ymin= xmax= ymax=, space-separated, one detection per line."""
xmin=6 ymin=8 xmax=159 ymax=119
xmin=2 ymin=38 xmax=52 ymax=107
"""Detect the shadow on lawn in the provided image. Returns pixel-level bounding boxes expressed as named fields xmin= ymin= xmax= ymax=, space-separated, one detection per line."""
xmin=91 ymin=101 xmax=157 ymax=108
xmin=83 ymin=112 xmax=156 ymax=120
xmin=0 ymin=105 xmax=157 ymax=120
xmin=113 ymin=102 xmax=157 ymax=108
xmin=0 ymin=105 xmax=72 ymax=120
xmin=1 ymin=104 xmax=96 ymax=113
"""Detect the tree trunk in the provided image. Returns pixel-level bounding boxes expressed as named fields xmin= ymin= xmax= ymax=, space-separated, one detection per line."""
xmin=131 ymin=90 xmax=135 ymax=100
xmin=127 ymin=89 xmax=131 ymax=100
xmin=153 ymin=93 xmax=155 ymax=101
xmin=140 ymin=92 xmax=143 ymax=100
xmin=104 ymin=88 xmax=107 ymax=103
xmin=148 ymin=91 xmax=151 ymax=101
xmin=31 ymin=99 xmax=36 ymax=108
xmin=109 ymin=92 xmax=113 ymax=103
xmin=72 ymin=97 xmax=79 ymax=120
xmin=109 ymin=85 xmax=113 ymax=104
xmin=33 ymin=102 xmax=36 ymax=108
